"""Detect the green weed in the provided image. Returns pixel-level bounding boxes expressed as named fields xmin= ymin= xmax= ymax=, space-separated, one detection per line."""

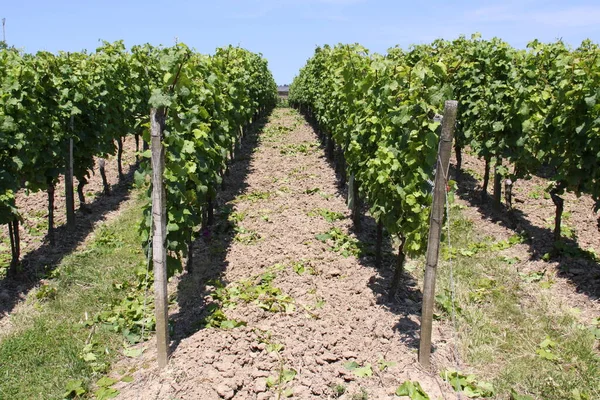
xmin=307 ymin=208 xmax=345 ymax=223
xmin=316 ymin=227 xmax=362 ymax=257
xmin=236 ymin=190 xmax=272 ymax=203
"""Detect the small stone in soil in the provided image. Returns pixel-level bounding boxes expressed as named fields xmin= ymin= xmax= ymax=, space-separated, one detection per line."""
xmin=326 ymin=268 xmax=342 ymax=277
xmin=216 ymin=384 xmax=234 ymax=399
xmin=321 ymin=352 xmax=339 ymax=362
xmin=342 ymin=351 xmax=357 ymax=359
xmin=254 ymin=378 xmax=267 ymax=393
xmin=252 ymin=368 xmax=270 ymax=378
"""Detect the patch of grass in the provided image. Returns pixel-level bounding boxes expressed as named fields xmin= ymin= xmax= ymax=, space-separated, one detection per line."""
xmin=527 ymin=184 xmax=550 ymax=200
xmin=351 ymin=388 xmax=369 ymax=400
xmin=204 ymin=270 xmax=295 ymax=317
xmin=259 ymin=209 xmax=273 ymax=223
xmin=549 ymin=241 xmax=600 ymax=263
xmin=290 ymin=260 xmax=317 ymax=275
xmin=464 ymin=168 xmax=483 ymax=181
xmin=307 ymin=208 xmax=345 ymax=223
xmin=440 ymin=369 xmax=495 ymax=398
xmin=279 ymin=142 xmax=318 ymax=156
xmin=545 ymin=214 xmax=576 ymax=240
xmin=236 ymin=190 xmax=272 ymax=203
xmin=23 ymin=212 xmax=48 ymax=237
xmin=316 ymin=227 xmax=362 ymax=257
xmin=234 ymin=226 xmax=261 ymax=245
xmin=263 ymin=124 xmax=294 ymax=141
xmin=228 ymin=210 xmax=247 ymax=224
xmin=442 ymin=230 xmax=527 ymax=260
xmin=303 ymin=187 xmax=321 ymax=195
xmin=0 ymin=233 xmax=11 ymax=276
xmin=331 ymin=383 xmax=347 ymax=398
xmin=301 ymin=186 xmax=334 ymax=200
xmin=0 ymin=194 xmax=148 ymax=400
xmin=415 ymin=208 xmax=600 ymax=400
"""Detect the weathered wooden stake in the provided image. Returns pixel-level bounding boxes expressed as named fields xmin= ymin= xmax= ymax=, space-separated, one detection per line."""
xmin=135 ymin=134 xmax=140 ymax=163
xmin=481 ymin=157 xmax=490 ymax=203
xmin=350 ymin=175 xmax=361 ymax=231
xmin=493 ymin=157 xmax=503 ymax=210
xmin=504 ymin=178 xmax=513 ymax=210
xmin=375 ymin=220 xmax=383 ymax=268
xmin=150 ymin=108 xmax=169 ymax=369
xmin=418 ymin=100 xmax=458 ymax=368
xmin=47 ymin=181 xmax=55 ymax=246
xmin=65 ymin=134 xmax=75 ymax=230
xmin=117 ymin=137 xmax=124 ymax=180
xmin=550 ymin=187 xmax=564 ymax=243
xmin=8 ymin=219 xmax=20 ymax=275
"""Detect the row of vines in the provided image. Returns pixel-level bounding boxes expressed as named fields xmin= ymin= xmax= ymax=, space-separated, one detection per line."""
xmin=137 ymin=44 xmax=278 ymax=275
xmin=289 ymin=35 xmax=600 ymax=296
xmin=0 ymin=41 xmax=277 ymax=276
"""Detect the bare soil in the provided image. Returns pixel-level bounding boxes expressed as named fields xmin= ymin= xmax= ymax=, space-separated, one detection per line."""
xmin=112 ymin=109 xmax=455 ymax=400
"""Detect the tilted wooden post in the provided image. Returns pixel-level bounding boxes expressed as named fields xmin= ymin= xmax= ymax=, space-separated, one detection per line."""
xmin=65 ymin=133 xmax=75 ymax=230
xmin=418 ymin=100 xmax=458 ymax=368
xmin=151 ymin=108 xmax=169 ymax=368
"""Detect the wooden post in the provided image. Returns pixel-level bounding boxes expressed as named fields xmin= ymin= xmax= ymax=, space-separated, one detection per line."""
xmin=492 ymin=157 xmax=503 ymax=210
xmin=117 ymin=137 xmax=124 ymax=180
xmin=47 ymin=181 xmax=55 ymax=246
xmin=65 ymin=133 xmax=75 ymax=230
xmin=8 ymin=219 xmax=19 ymax=276
xmin=504 ymin=178 xmax=513 ymax=210
xmin=150 ymin=107 xmax=169 ymax=369
xmin=481 ymin=157 xmax=490 ymax=203
xmin=349 ymin=174 xmax=360 ymax=231
xmin=418 ymin=100 xmax=458 ymax=368
xmin=375 ymin=220 xmax=383 ymax=268
xmin=550 ymin=186 xmax=564 ymax=243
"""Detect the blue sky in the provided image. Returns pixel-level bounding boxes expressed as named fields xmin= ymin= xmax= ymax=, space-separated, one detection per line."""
xmin=3 ymin=0 xmax=600 ymax=84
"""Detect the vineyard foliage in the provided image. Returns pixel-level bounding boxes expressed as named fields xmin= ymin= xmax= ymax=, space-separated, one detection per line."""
xmin=136 ymin=44 xmax=277 ymax=274
xmin=0 ymin=41 xmax=277 ymax=272
xmin=289 ymin=35 xmax=600 ymax=250
xmin=290 ymin=44 xmax=451 ymax=256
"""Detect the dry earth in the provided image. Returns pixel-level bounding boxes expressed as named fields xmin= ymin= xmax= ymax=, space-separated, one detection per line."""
xmin=112 ymin=109 xmax=455 ymax=400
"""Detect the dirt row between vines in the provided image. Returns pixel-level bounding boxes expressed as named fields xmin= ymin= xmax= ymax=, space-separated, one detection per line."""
xmin=112 ymin=108 xmax=455 ymax=400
